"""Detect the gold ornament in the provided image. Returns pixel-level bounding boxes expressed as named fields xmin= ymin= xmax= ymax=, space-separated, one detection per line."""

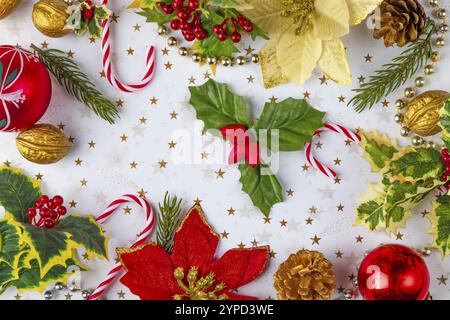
xmin=403 ymin=90 xmax=450 ymax=136
xmin=32 ymin=0 xmax=71 ymax=38
xmin=273 ymin=249 xmax=335 ymax=300
xmin=0 ymin=0 xmax=20 ymax=19
xmin=16 ymin=124 xmax=72 ymax=165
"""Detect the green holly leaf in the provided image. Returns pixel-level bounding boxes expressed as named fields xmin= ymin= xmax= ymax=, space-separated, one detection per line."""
xmin=386 ymin=147 xmax=443 ymax=182
xmin=55 ymin=215 xmax=108 ymax=260
xmin=209 ymin=0 xmax=239 ymax=6
xmin=0 ymin=220 xmax=22 ymax=266
xmin=356 ymin=182 xmax=388 ymax=231
xmin=0 ymin=166 xmax=42 ymax=223
xmin=189 ymin=79 xmax=252 ymax=130
xmin=238 ymin=163 xmax=283 ymax=216
xmin=429 ymin=195 xmax=450 ymax=257
xmin=255 ymin=98 xmax=325 ymax=151
xmin=137 ymin=8 xmax=175 ymax=25
xmin=360 ymin=130 xmax=398 ymax=173
xmin=440 ymin=99 xmax=450 ymax=149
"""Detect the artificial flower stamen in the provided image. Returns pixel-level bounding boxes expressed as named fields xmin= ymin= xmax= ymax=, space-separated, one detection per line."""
xmin=281 ymin=0 xmax=315 ymax=35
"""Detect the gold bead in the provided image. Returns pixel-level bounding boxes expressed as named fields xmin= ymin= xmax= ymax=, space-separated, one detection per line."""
xmin=206 ymin=56 xmax=217 ymax=65
xmin=395 ymin=99 xmax=406 ymax=109
xmin=251 ymin=54 xmax=260 ymax=64
xmin=236 ymin=56 xmax=246 ymax=65
xmin=411 ymin=136 xmax=424 ymax=147
xmin=436 ymin=8 xmax=446 ymax=19
xmin=404 ymin=87 xmax=415 ymax=98
xmin=424 ymin=65 xmax=434 ymax=75
xmin=167 ymin=37 xmax=177 ymax=46
xmin=394 ymin=113 xmax=403 ymax=123
xmin=429 ymin=0 xmax=439 ymax=7
xmin=415 ymin=77 xmax=425 ymax=88
xmin=178 ymin=47 xmax=188 ymax=56
xmin=439 ymin=24 xmax=448 ymax=33
xmin=221 ymin=58 xmax=231 ymax=67
xmin=426 ymin=141 xmax=436 ymax=149
xmin=436 ymin=37 xmax=445 ymax=47
xmin=192 ymin=53 xmax=202 ymax=63
xmin=431 ymin=51 xmax=440 ymax=62
xmin=158 ymin=25 xmax=168 ymax=35
xmin=400 ymin=126 xmax=410 ymax=137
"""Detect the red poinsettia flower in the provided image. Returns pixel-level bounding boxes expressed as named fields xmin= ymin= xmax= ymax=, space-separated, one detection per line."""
xmin=117 ymin=205 xmax=269 ymax=300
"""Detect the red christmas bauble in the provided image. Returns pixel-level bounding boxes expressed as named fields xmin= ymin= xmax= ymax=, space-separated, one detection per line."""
xmin=0 ymin=45 xmax=52 ymax=132
xmin=357 ymin=244 xmax=430 ymax=300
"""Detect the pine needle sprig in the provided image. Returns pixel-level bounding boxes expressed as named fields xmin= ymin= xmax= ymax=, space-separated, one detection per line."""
xmin=349 ymin=20 xmax=436 ymax=113
xmin=30 ymin=44 xmax=119 ymax=124
xmin=157 ymin=192 xmax=183 ymax=252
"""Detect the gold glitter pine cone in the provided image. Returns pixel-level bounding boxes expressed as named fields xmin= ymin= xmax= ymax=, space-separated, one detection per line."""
xmin=0 ymin=0 xmax=20 ymax=19
xmin=16 ymin=124 xmax=72 ymax=165
xmin=373 ymin=0 xmax=427 ymax=47
xmin=32 ymin=0 xmax=71 ymax=38
xmin=403 ymin=90 xmax=450 ymax=137
xmin=274 ymin=249 xmax=335 ymax=300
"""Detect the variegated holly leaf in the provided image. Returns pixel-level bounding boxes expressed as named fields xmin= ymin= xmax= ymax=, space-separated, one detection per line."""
xmin=0 ymin=166 xmax=42 ymax=223
xmin=429 ymin=195 xmax=450 ymax=257
xmin=359 ymin=130 xmax=398 ymax=173
xmin=355 ymin=180 xmax=389 ymax=231
xmin=440 ymin=99 xmax=450 ymax=149
xmin=137 ymin=8 xmax=174 ymax=25
xmin=385 ymin=147 xmax=443 ymax=183
xmin=0 ymin=220 xmax=22 ymax=267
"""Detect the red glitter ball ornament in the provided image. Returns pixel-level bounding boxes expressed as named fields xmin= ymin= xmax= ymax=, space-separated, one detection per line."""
xmin=357 ymin=244 xmax=430 ymax=300
xmin=0 ymin=45 xmax=52 ymax=132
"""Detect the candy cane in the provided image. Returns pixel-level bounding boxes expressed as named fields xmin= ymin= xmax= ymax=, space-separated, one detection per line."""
xmin=305 ymin=123 xmax=361 ymax=179
xmin=101 ymin=0 xmax=156 ymax=92
xmin=88 ymin=194 xmax=155 ymax=300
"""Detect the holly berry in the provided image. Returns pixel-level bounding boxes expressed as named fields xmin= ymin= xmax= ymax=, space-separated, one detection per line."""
xmin=28 ymin=208 xmax=37 ymax=218
xmin=217 ymin=31 xmax=227 ymax=41
xmin=242 ymin=23 xmax=253 ymax=33
xmin=196 ymin=31 xmax=206 ymax=40
xmin=28 ymin=194 xmax=66 ymax=228
xmin=231 ymin=31 xmax=241 ymax=43
xmin=44 ymin=219 xmax=55 ymax=229
xmin=171 ymin=19 xmax=181 ymax=30
xmin=213 ymin=24 xmax=223 ymax=34
xmin=183 ymin=31 xmax=196 ymax=41
xmin=172 ymin=0 xmax=184 ymax=9
xmin=442 ymin=173 xmax=448 ymax=181
xmin=179 ymin=20 xmax=190 ymax=31
xmin=52 ymin=195 xmax=64 ymax=207
xmin=188 ymin=0 xmax=199 ymax=9
xmin=40 ymin=207 xmax=50 ymax=218
xmin=442 ymin=148 xmax=449 ymax=156
xmin=49 ymin=210 xmax=58 ymax=220
xmin=236 ymin=16 xmax=247 ymax=26
xmin=40 ymin=195 xmax=50 ymax=203
xmin=57 ymin=206 xmax=67 ymax=216
xmin=82 ymin=8 xmax=95 ymax=21
xmin=35 ymin=200 xmax=44 ymax=209
xmin=177 ymin=10 xmax=189 ymax=20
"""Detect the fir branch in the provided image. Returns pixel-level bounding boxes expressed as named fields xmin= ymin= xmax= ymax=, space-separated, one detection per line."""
xmin=30 ymin=44 xmax=119 ymax=124
xmin=348 ymin=20 xmax=436 ymax=113
xmin=157 ymin=192 xmax=183 ymax=252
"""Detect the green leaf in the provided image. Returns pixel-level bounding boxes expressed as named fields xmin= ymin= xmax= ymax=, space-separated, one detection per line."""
xmin=238 ymin=163 xmax=283 ymax=216
xmin=356 ymin=182 xmax=387 ymax=231
xmin=360 ymin=130 xmax=398 ymax=172
xmin=209 ymin=0 xmax=239 ymax=6
xmin=0 ymin=166 xmax=42 ymax=223
xmin=255 ymin=98 xmax=325 ymax=151
xmin=0 ymin=119 xmax=6 ymax=129
xmin=189 ymin=79 xmax=252 ymax=130
xmin=55 ymin=215 xmax=108 ymax=259
xmin=386 ymin=147 xmax=443 ymax=182
xmin=429 ymin=195 xmax=450 ymax=257
xmin=5 ymin=68 xmax=18 ymax=87
xmin=0 ymin=220 xmax=22 ymax=266
xmin=440 ymin=99 xmax=450 ymax=149
xmin=137 ymin=8 xmax=175 ymax=25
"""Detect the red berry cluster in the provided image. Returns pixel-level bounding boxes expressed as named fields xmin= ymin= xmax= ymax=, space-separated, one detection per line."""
xmin=441 ymin=148 xmax=450 ymax=181
xmin=157 ymin=0 xmax=206 ymax=41
xmin=213 ymin=16 xmax=253 ymax=43
xmin=28 ymin=195 xmax=67 ymax=229
xmin=82 ymin=0 xmax=95 ymax=21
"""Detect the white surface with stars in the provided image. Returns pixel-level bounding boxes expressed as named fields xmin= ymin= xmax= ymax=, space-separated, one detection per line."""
xmin=1 ymin=1 xmax=450 ymax=300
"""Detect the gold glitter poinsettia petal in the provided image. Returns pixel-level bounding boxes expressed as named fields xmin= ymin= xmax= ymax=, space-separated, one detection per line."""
xmin=313 ymin=0 xmax=350 ymax=40
xmin=345 ymin=0 xmax=382 ymax=26
xmin=260 ymin=37 xmax=289 ymax=89
xmin=318 ymin=39 xmax=351 ymax=84
xmin=277 ymin=27 xmax=322 ymax=85
xmin=241 ymin=0 xmax=290 ymax=36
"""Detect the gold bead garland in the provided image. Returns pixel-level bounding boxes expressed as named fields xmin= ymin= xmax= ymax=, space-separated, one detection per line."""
xmin=157 ymin=24 xmax=260 ymax=68
xmin=394 ymin=0 xmax=448 ymax=148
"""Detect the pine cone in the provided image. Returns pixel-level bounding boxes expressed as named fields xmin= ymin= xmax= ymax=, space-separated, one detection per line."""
xmin=273 ymin=250 xmax=335 ymax=300
xmin=373 ymin=0 xmax=427 ymax=47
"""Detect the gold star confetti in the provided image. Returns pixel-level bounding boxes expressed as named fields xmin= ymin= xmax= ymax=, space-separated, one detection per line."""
xmin=75 ymin=158 xmax=83 ymax=166
xmin=311 ymin=235 xmax=321 ymax=245
xmin=355 ymin=235 xmax=364 ymax=243
xmin=382 ymin=100 xmax=390 ymax=107
xmin=88 ymin=140 xmax=96 ymax=148
xmin=168 ymin=141 xmax=177 ymax=149
xmin=437 ymin=275 xmax=448 ymax=285
xmin=130 ymin=161 xmax=138 ymax=169
xmin=251 ymin=239 xmax=259 ymax=247
xmin=116 ymin=99 xmax=124 ymax=108
xmin=123 ymin=206 xmax=132 ymax=214
xmin=89 ymin=37 xmax=96 ymax=43
xmin=357 ymin=75 xmax=365 ymax=83
xmin=334 ymin=158 xmax=342 ymax=165
xmin=164 ymin=61 xmax=173 ymax=69
xmin=201 ymin=152 xmax=209 ymax=159
xmin=246 ymin=75 xmax=255 ymax=83
xmin=269 ymin=250 xmax=277 ymax=258
xmin=69 ymin=200 xmax=77 ymax=208
xmin=269 ymin=96 xmax=278 ymax=103
xmin=150 ymin=96 xmax=158 ymax=105
xmin=334 ymin=176 xmax=342 ymax=184
xmin=319 ymin=75 xmax=328 ymax=85
xmin=80 ymin=179 xmax=88 ymax=187
xmin=263 ymin=216 xmax=271 ymax=224
xmin=245 ymin=46 xmax=255 ymax=55
xmin=57 ymin=123 xmax=65 ymax=130
xmin=286 ymin=189 xmax=294 ymax=196
xmin=221 ymin=231 xmax=229 ymax=239
xmin=161 ymin=47 xmax=169 ymax=55
xmin=158 ymin=160 xmax=168 ymax=168
xmin=227 ymin=207 xmax=236 ymax=216
xmin=138 ymin=188 xmax=147 ymax=198
xmin=3 ymin=160 xmax=11 ymax=167
xmin=215 ymin=168 xmax=225 ymax=179
xmin=82 ymin=252 xmax=89 ymax=260
xmin=337 ymin=204 xmax=344 ymax=212
xmin=338 ymin=95 xmax=345 ymax=103
xmin=309 ymin=206 xmax=317 ymax=214
xmin=305 ymin=217 xmax=313 ymax=225
xmin=203 ymin=71 xmax=211 ymax=79
xmin=344 ymin=139 xmax=352 ymax=146
xmin=127 ymin=47 xmax=135 ymax=56
xmin=315 ymin=141 xmax=323 ymax=149
xmin=395 ymin=232 xmax=404 ymax=240
xmin=421 ymin=210 xmax=429 ymax=218
xmin=117 ymin=290 xmax=126 ymax=299
xmin=303 ymin=91 xmax=311 ymax=99
xmin=364 ymin=54 xmax=373 ymax=62
xmin=41 ymin=41 xmax=49 ymax=49
xmin=133 ymin=23 xmax=141 ymax=31
xmin=67 ymin=50 xmax=75 ymax=58
xmin=111 ymin=13 xmax=119 ymax=23
xmin=238 ymin=242 xmax=246 ymax=249
xmin=194 ymin=198 xmax=202 ymax=205
xmin=169 ymin=111 xmax=178 ymax=119
xmin=120 ymin=134 xmax=128 ymax=142
xmin=65 ymin=293 xmax=73 ymax=300
xmin=99 ymin=70 xmax=106 ymax=78
xmin=69 ymin=136 xmax=75 ymax=143
xmin=301 ymin=164 xmax=310 ymax=171
xmin=35 ymin=173 xmax=43 ymax=180
xmin=139 ymin=116 xmax=147 ymax=124
xmin=188 ymin=76 xmax=196 ymax=84
xmin=335 ymin=250 xmax=343 ymax=258
xmin=280 ymin=219 xmax=288 ymax=227
xmin=14 ymin=293 xmax=21 ymax=300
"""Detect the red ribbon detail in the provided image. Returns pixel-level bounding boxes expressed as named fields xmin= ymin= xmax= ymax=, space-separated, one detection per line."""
xmin=220 ymin=125 xmax=260 ymax=167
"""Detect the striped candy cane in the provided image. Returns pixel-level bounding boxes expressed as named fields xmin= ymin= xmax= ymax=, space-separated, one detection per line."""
xmin=88 ymin=194 xmax=155 ymax=300
xmin=101 ymin=0 xmax=156 ymax=92
xmin=305 ymin=123 xmax=361 ymax=179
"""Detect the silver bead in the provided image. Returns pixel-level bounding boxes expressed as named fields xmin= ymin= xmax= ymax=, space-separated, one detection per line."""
xmin=400 ymin=126 xmax=410 ymax=137
xmin=415 ymin=76 xmax=425 ymax=87
xmin=344 ymin=289 xmax=355 ymax=300
xmin=206 ymin=56 xmax=217 ymax=65
xmin=167 ymin=37 xmax=177 ymax=47
xmin=157 ymin=25 xmax=168 ymax=36
xmin=421 ymin=247 xmax=432 ymax=257
xmin=178 ymin=47 xmax=188 ymax=56
xmin=81 ymin=289 xmax=92 ymax=300
xmin=404 ymin=87 xmax=415 ymax=98
xmin=436 ymin=8 xmax=446 ymax=19
xmin=426 ymin=141 xmax=436 ymax=149
xmin=439 ymin=24 xmax=448 ymax=33
xmin=436 ymin=37 xmax=445 ymax=47
xmin=424 ymin=64 xmax=435 ymax=75
xmin=221 ymin=58 xmax=231 ymax=67
xmin=251 ymin=54 xmax=260 ymax=64
xmin=192 ymin=53 xmax=202 ymax=63
xmin=412 ymin=136 xmax=424 ymax=146
xmin=43 ymin=290 xmax=54 ymax=300
xmin=352 ymin=278 xmax=359 ymax=288
xmin=236 ymin=56 xmax=246 ymax=65
xmin=54 ymin=282 xmax=66 ymax=291
xmin=68 ymin=285 xmax=80 ymax=292
xmin=395 ymin=99 xmax=406 ymax=109
xmin=429 ymin=0 xmax=439 ymax=7
xmin=394 ymin=113 xmax=403 ymax=123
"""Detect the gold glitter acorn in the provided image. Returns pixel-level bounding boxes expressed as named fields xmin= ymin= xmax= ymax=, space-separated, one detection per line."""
xmin=403 ymin=90 xmax=450 ymax=136
xmin=274 ymin=249 xmax=335 ymax=300
xmin=32 ymin=0 xmax=71 ymax=38
xmin=16 ymin=124 xmax=72 ymax=165
xmin=0 ymin=0 xmax=20 ymax=19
